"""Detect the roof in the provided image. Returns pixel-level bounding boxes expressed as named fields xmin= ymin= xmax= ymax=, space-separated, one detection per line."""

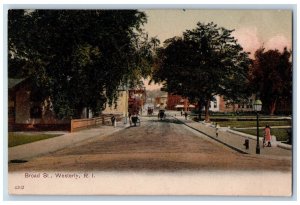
xmin=8 ymin=78 xmax=27 ymax=89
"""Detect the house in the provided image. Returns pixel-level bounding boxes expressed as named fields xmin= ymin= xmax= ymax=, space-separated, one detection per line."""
xmin=8 ymin=78 xmax=69 ymax=131
xmin=102 ymin=90 xmax=128 ymax=116
xmin=8 ymin=77 xmax=131 ymax=131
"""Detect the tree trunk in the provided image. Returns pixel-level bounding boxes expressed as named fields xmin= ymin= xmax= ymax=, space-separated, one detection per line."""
xmin=184 ymin=98 xmax=188 ymax=112
xmin=205 ymin=99 xmax=210 ymax=122
xmin=198 ymin=100 xmax=202 ymax=121
xmin=269 ymin=99 xmax=277 ymax=115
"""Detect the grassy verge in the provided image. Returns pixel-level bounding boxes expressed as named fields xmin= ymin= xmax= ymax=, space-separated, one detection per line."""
xmin=214 ymin=120 xmax=291 ymax=128
xmin=233 ymin=128 xmax=290 ymax=141
xmin=8 ymin=132 xmax=63 ymax=147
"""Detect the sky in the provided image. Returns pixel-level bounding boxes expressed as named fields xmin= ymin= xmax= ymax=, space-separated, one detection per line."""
xmin=141 ymin=9 xmax=292 ymax=90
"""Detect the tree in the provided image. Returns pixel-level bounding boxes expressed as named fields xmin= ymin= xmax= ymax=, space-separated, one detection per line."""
xmin=9 ymin=10 xmax=156 ymax=119
xmin=249 ymin=47 xmax=292 ymax=115
xmin=152 ymin=22 xmax=251 ymax=121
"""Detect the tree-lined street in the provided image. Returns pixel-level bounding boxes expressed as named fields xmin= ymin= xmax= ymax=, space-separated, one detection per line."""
xmin=7 ymin=8 xmax=294 ymax=197
xmin=9 ymin=115 xmax=291 ymax=172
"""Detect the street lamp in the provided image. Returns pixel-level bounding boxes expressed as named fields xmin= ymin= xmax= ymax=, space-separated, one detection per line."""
xmin=253 ymin=99 xmax=262 ymax=154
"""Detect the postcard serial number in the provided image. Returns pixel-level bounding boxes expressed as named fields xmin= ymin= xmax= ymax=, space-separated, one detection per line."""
xmin=14 ymin=185 xmax=24 ymax=190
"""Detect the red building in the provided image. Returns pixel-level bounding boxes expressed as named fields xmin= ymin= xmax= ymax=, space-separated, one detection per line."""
xmin=167 ymin=93 xmax=196 ymax=111
xmin=128 ymin=88 xmax=146 ymax=115
xmin=166 ymin=94 xmax=182 ymax=110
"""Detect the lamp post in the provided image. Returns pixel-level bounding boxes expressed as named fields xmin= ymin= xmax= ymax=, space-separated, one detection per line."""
xmin=253 ymin=99 xmax=262 ymax=154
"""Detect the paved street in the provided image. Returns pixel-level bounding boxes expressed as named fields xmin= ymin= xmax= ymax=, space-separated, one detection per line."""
xmin=8 ymin=115 xmax=291 ymax=172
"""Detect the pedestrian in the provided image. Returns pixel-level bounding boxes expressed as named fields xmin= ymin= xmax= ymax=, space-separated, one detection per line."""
xmin=264 ymin=125 xmax=272 ymax=147
xmin=184 ymin=112 xmax=188 ymax=120
xmin=111 ymin=115 xmax=116 ymax=127
xmin=181 ymin=110 xmax=183 ymax=116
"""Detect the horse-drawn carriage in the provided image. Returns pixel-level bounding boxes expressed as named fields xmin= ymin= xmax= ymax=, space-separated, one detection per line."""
xmin=158 ymin=109 xmax=166 ymax=120
xmin=129 ymin=113 xmax=140 ymax=127
xmin=147 ymin=107 xmax=154 ymax=116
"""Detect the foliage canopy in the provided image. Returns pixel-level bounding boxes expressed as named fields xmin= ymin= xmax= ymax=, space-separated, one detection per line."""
xmin=152 ymin=22 xmax=251 ymax=121
xmin=249 ymin=47 xmax=292 ymax=115
xmin=9 ymin=9 xmax=156 ymax=118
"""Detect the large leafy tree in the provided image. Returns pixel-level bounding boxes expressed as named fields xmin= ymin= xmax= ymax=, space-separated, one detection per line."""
xmin=152 ymin=22 xmax=251 ymax=121
xmin=9 ymin=10 xmax=155 ymax=118
xmin=249 ymin=47 xmax=292 ymax=115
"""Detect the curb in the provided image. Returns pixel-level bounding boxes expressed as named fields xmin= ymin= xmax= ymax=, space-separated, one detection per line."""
xmin=173 ymin=116 xmax=248 ymax=154
xmin=227 ymin=129 xmax=261 ymax=141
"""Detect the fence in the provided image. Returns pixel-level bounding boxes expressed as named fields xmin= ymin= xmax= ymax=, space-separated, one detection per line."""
xmin=70 ymin=114 xmax=123 ymax=132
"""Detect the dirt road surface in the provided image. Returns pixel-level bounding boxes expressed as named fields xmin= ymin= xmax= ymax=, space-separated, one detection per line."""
xmin=8 ymin=116 xmax=292 ymax=172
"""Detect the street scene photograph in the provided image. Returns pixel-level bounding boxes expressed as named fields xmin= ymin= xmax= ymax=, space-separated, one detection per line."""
xmin=7 ymin=8 xmax=293 ymax=196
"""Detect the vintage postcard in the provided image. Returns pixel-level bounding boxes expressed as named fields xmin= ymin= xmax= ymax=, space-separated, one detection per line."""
xmin=7 ymin=7 xmax=293 ymax=196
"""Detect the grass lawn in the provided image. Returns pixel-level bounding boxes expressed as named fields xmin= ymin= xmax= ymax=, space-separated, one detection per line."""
xmin=233 ymin=128 xmax=291 ymax=142
xmin=214 ymin=120 xmax=291 ymax=128
xmin=8 ymin=132 xmax=63 ymax=147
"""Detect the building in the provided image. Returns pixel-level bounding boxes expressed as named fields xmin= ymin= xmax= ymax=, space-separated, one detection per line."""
xmin=155 ymin=93 xmax=168 ymax=109
xmin=8 ymin=78 xmax=130 ymax=131
xmin=167 ymin=93 xmax=196 ymax=111
xmin=218 ymin=95 xmax=256 ymax=113
xmin=166 ymin=94 xmax=182 ymax=110
xmin=8 ymin=78 xmax=69 ymax=131
xmin=127 ymin=87 xmax=146 ymax=115
xmin=102 ymin=90 xmax=128 ymax=116
xmin=166 ymin=93 xmax=257 ymax=113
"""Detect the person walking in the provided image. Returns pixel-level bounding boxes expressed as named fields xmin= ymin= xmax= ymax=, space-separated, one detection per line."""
xmin=184 ymin=112 xmax=188 ymax=120
xmin=111 ymin=115 xmax=116 ymax=127
xmin=264 ymin=125 xmax=272 ymax=147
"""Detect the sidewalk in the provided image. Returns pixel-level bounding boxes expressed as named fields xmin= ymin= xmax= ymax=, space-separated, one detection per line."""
xmin=173 ymin=115 xmax=292 ymax=158
xmin=8 ymin=121 xmax=129 ymax=161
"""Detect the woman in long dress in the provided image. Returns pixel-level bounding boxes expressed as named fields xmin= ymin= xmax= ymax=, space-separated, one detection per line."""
xmin=264 ymin=125 xmax=272 ymax=147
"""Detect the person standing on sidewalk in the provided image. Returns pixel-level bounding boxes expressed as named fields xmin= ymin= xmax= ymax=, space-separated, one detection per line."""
xmin=215 ymin=123 xmax=219 ymax=137
xmin=111 ymin=115 xmax=116 ymax=127
xmin=184 ymin=112 xmax=188 ymax=120
xmin=264 ymin=125 xmax=272 ymax=147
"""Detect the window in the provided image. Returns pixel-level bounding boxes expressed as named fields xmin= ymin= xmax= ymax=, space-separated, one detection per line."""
xmin=214 ymin=101 xmax=217 ymax=108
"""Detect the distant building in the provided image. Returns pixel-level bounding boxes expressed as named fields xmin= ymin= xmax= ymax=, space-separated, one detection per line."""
xmin=166 ymin=94 xmax=182 ymax=110
xmin=218 ymin=95 xmax=256 ymax=113
xmin=127 ymin=87 xmax=146 ymax=115
xmin=155 ymin=93 xmax=168 ymax=109
xmin=167 ymin=93 xmax=196 ymax=111
xmin=166 ymin=93 xmax=258 ymax=113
